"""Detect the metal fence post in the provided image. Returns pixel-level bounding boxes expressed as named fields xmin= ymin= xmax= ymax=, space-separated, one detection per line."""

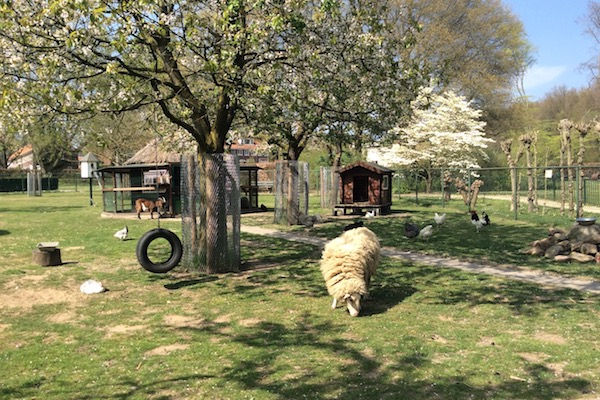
xmin=576 ymin=165 xmax=581 ymax=217
xmin=512 ymin=167 xmax=518 ymax=220
xmin=440 ymin=168 xmax=445 ymax=208
xmin=414 ymin=170 xmax=419 ymax=205
xmin=467 ymin=170 xmax=472 ymax=211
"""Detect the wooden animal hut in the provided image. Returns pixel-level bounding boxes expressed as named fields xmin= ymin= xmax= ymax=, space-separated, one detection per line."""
xmin=335 ymin=161 xmax=393 ymax=216
xmin=98 ymin=140 xmax=263 ymax=216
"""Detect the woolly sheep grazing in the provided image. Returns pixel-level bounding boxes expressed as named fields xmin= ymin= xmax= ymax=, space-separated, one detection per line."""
xmin=320 ymin=227 xmax=380 ymax=317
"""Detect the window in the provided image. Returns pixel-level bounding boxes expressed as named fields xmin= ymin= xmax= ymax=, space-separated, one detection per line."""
xmin=382 ymin=175 xmax=389 ymax=190
xmin=144 ymin=169 xmax=170 ymax=185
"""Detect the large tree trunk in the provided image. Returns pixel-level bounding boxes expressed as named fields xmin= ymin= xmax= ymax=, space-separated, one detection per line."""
xmin=520 ymin=134 xmax=536 ymax=212
xmin=424 ymin=168 xmax=433 ymax=193
xmin=501 ymin=139 xmax=524 ymax=213
xmin=181 ymin=153 xmax=240 ymax=274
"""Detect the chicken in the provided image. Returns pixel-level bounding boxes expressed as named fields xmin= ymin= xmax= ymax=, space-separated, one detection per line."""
xmin=482 ymin=211 xmax=490 ymax=226
xmin=114 ymin=226 xmax=128 ymax=240
xmin=419 ymin=225 xmax=434 ymax=240
xmin=470 ymin=211 xmax=489 ymax=232
xmin=434 ymin=212 xmax=446 ymax=225
xmin=365 ymin=210 xmax=375 ymax=219
xmin=404 ymin=222 xmax=420 ymax=238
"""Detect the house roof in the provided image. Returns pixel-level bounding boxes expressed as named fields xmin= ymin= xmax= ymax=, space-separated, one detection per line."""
xmin=337 ymin=161 xmax=393 ymax=175
xmin=8 ymin=144 xmax=33 ymax=162
xmin=97 ymin=163 xmax=171 ymax=172
xmin=79 ymin=152 xmax=99 ymax=162
xmin=125 ymin=139 xmax=182 ymax=165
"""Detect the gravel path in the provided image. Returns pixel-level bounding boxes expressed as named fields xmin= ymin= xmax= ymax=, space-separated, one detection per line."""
xmin=241 ymin=225 xmax=600 ymax=294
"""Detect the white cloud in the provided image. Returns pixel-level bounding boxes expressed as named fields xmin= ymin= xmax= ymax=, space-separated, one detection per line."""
xmin=522 ymin=65 xmax=567 ymax=91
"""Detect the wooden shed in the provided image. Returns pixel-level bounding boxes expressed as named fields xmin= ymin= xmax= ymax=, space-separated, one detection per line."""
xmin=335 ymin=161 xmax=393 ymax=216
xmin=98 ymin=140 xmax=263 ymax=216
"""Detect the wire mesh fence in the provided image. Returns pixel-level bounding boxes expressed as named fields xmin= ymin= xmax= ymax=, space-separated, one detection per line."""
xmin=180 ymin=153 xmax=240 ymax=273
xmin=253 ymin=165 xmax=600 ymax=220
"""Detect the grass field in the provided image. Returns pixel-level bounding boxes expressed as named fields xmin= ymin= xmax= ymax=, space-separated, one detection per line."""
xmin=2 ymin=191 xmax=600 ymax=399
xmin=250 ymin=192 xmax=600 ymax=280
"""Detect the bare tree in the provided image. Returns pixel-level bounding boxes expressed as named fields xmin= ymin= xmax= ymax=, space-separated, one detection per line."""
xmin=500 ymin=139 xmax=525 ymax=212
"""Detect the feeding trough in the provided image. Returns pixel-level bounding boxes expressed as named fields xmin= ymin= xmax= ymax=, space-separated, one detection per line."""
xmin=32 ymin=242 xmax=62 ymax=266
xmin=576 ymin=217 xmax=596 ymax=226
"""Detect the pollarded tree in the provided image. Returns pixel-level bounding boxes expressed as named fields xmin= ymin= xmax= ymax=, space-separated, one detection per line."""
xmin=368 ymin=85 xmax=493 ymax=191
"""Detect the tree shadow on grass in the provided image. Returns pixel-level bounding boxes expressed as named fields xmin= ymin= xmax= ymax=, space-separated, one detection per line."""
xmin=0 ymin=229 xmax=9 ymax=236
xmin=164 ymin=313 xmax=591 ymax=400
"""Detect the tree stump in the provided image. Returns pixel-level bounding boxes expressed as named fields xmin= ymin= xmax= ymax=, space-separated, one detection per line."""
xmin=32 ymin=248 xmax=62 ymax=266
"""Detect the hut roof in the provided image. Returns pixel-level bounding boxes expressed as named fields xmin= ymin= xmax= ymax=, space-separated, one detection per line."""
xmin=337 ymin=161 xmax=393 ymax=175
xmin=124 ymin=139 xmax=182 ymax=165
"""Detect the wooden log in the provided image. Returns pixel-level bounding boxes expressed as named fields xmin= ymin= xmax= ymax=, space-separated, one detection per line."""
xmin=32 ymin=248 xmax=62 ymax=266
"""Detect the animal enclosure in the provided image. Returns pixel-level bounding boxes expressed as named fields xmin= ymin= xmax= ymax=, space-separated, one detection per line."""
xmin=335 ymin=161 xmax=393 ymax=215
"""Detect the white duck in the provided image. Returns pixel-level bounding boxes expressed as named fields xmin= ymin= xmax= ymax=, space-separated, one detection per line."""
xmin=419 ymin=225 xmax=434 ymax=240
xmin=365 ymin=210 xmax=375 ymax=219
xmin=434 ymin=213 xmax=446 ymax=225
xmin=114 ymin=226 xmax=128 ymax=240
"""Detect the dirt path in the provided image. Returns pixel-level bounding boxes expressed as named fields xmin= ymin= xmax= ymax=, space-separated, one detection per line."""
xmin=241 ymin=225 xmax=600 ymax=295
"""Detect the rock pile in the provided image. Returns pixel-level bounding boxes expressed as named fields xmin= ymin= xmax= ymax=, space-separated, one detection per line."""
xmin=523 ymin=224 xmax=600 ymax=263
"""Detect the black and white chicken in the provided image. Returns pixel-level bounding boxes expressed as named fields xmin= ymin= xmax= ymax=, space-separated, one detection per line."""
xmin=470 ymin=211 xmax=490 ymax=232
xmin=114 ymin=226 xmax=129 ymax=240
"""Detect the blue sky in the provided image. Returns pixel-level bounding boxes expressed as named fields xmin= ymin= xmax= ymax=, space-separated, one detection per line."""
xmin=503 ymin=0 xmax=597 ymax=100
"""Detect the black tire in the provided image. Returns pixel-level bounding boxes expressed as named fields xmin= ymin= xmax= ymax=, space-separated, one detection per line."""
xmin=136 ymin=228 xmax=182 ymax=273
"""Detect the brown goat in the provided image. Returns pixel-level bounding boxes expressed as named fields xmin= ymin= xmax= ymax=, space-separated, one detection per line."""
xmin=135 ymin=197 xmax=166 ymax=219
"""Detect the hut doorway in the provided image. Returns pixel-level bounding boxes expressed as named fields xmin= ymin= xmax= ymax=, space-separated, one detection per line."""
xmin=353 ymin=176 xmax=369 ymax=202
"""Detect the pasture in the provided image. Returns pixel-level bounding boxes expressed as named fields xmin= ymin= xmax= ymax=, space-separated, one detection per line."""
xmin=1 ymin=191 xmax=600 ymax=399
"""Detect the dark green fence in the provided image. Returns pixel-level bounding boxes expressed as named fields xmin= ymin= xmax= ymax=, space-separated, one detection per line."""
xmin=0 ymin=177 xmax=58 ymax=192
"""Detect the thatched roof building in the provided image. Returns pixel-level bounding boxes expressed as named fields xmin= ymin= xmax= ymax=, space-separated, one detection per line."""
xmin=124 ymin=138 xmax=183 ymax=165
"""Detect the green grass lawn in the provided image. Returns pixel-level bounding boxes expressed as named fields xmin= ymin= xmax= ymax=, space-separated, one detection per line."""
xmin=2 ymin=191 xmax=600 ymax=399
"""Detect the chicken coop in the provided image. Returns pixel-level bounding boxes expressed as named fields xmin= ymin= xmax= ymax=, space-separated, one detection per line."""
xmin=334 ymin=161 xmax=393 ymax=216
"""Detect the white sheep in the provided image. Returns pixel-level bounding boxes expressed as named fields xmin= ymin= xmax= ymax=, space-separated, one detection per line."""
xmin=320 ymin=227 xmax=380 ymax=317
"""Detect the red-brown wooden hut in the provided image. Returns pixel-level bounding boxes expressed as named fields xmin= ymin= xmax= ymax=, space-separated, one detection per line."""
xmin=335 ymin=161 xmax=393 ymax=216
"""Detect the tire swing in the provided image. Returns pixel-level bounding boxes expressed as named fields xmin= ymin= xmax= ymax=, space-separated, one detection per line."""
xmin=136 ymin=118 xmax=182 ymax=274
xmin=136 ymin=228 xmax=182 ymax=273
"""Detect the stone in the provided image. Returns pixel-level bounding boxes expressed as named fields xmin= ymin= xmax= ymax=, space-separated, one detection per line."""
xmin=553 ymin=233 xmax=567 ymax=242
xmin=580 ymin=243 xmax=598 ymax=255
xmin=569 ymin=252 xmax=595 ymax=263
xmin=545 ymin=245 xmax=567 ymax=259
xmin=549 ymin=227 xmax=565 ymax=236
xmin=567 ymin=224 xmax=600 ymax=244
xmin=533 ymin=237 xmax=557 ymax=251
xmin=554 ymin=255 xmax=571 ymax=262
xmin=530 ymin=246 xmax=545 ymax=256
xmin=570 ymin=241 xmax=583 ymax=252
xmin=558 ymin=240 xmax=570 ymax=247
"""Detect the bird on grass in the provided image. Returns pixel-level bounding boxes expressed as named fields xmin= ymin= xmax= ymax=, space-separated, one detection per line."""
xmin=114 ymin=226 xmax=128 ymax=240
xmin=434 ymin=212 xmax=446 ymax=225
xmin=404 ymin=221 xmax=420 ymax=238
xmin=364 ymin=210 xmax=375 ymax=219
xmin=419 ymin=225 xmax=434 ymax=240
xmin=470 ymin=211 xmax=490 ymax=232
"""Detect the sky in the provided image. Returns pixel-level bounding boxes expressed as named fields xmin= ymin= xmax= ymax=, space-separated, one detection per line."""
xmin=503 ymin=0 xmax=597 ymax=100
